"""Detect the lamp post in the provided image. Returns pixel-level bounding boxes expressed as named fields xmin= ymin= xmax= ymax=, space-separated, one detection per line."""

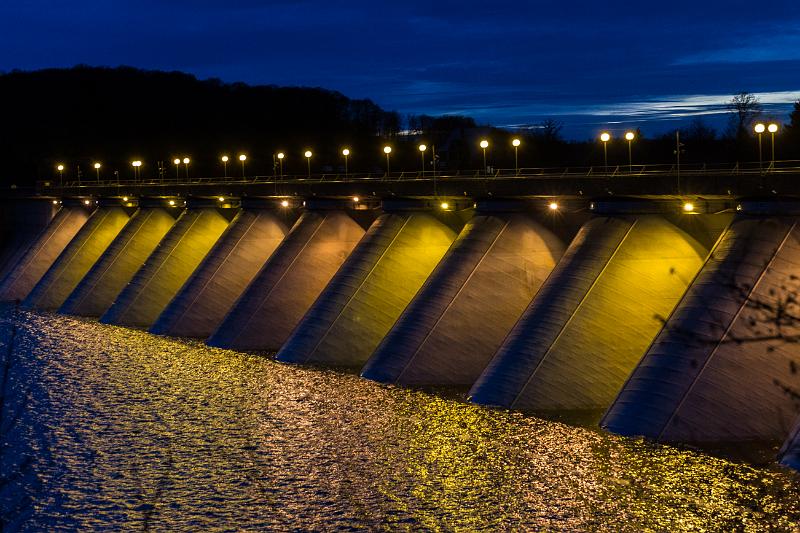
xmin=768 ymin=123 xmax=779 ymax=167
xmin=221 ymin=155 xmax=229 ymax=177
xmin=239 ymin=154 xmax=247 ymax=178
xmin=624 ymin=132 xmax=635 ymax=172
xmin=131 ymin=160 xmax=142 ymax=181
xmin=277 ymin=152 xmax=284 ymax=178
xmin=173 ymin=158 xmax=181 ymax=181
xmin=383 ymin=146 xmax=392 ymax=176
xmin=304 ymin=150 xmax=312 ymax=178
xmin=418 ymin=144 xmax=427 ymax=177
xmin=600 ymin=132 xmax=611 ymax=173
xmin=754 ymin=123 xmax=765 ymax=171
xmin=342 ymin=148 xmax=350 ymax=177
xmin=94 ymin=162 xmax=101 ymax=182
xmin=183 ymin=157 xmax=191 ymax=181
xmin=512 ymin=138 xmax=521 ymax=175
xmin=479 ymin=140 xmax=489 ymax=176
xmin=57 ymin=164 xmax=64 ymax=186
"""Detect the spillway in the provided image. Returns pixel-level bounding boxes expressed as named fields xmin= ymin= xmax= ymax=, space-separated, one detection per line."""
xmin=361 ymin=200 xmax=568 ymax=386
xmin=150 ymin=199 xmax=294 ymax=338
xmin=0 ymin=199 xmax=94 ymax=302
xmin=0 ymin=198 xmax=58 ymax=283
xmin=469 ymin=205 xmax=713 ymax=415
xmin=60 ymin=198 xmax=181 ymax=317
xmin=23 ymin=199 xmax=134 ymax=310
xmin=602 ymin=203 xmax=800 ymax=443
xmin=100 ymin=199 xmax=235 ymax=328
xmin=206 ymin=201 xmax=369 ymax=351
xmin=276 ymin=199 xmax=461 ymax=368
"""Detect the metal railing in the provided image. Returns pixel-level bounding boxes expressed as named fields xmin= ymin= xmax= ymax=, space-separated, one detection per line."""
xmin=35 ymin=160 xmax=800 ymax=190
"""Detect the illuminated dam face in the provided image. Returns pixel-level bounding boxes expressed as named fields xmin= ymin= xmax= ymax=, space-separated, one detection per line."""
xmin=2 ymin=194 xmax=800 ymax=469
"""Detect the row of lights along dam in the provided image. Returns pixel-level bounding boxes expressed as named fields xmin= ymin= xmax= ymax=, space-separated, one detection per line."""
xmin=52 ymin=122 xmax=783 ymax=181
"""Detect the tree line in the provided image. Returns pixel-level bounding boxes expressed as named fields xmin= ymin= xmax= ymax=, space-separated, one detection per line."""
xmin=0 ymin=67 xmax=798 ymax=184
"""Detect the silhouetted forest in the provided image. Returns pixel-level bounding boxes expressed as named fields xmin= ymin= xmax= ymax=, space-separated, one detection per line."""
xmin=0 ymin=66 xmax=798 ymax=185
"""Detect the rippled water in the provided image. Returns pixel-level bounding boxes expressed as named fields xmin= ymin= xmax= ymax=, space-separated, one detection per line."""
xmin=1 ymin=304 xmax=799 ymax=531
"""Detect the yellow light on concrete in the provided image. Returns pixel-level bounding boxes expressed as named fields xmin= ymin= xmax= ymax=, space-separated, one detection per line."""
xmin=94 ymin=162 xmax=101 ymax=169
xmin=221 ymin=155 xmax=229 ymax=162
xmin=122 ymin=196 xmax=129 ymax=202
xmin=480 ymin=140 xmax=489 ymax=149
xmin=277 ymin=152 xmax=285 ymax=159
xmin=304 ymin=150 xmax=312 ymax=158
xmin=600 ymin=132 xmax=611 ymax=142
xmin=418 ymin=144 xmax=427 ymax=152
xmin=239 ymin=154 xmax=247 ymax=162
xmin=173 ymin=158 xmax=181 ymax=165
xmin=549 ymin=202 xmax=559 ymax=211
xmin=625 ymin=132 xmax=635 ymax=141
xmin=218 ymin=196 xmax=225 ymax=202
xmin=754 ymin=123 xmax=766 ymax=133
xmin=768 ymin=123 xmax=779 ymax=133
xmin=281 ymin=200 xmax=290 ymax=207
xmin=440 ymin=201 xmax=449 ymax=210
xmin=57 ymin=164 xmax=64 ymax=171
xmin=683 ymin=202 xmax=695 ymax=212
xmin=183 ymin=157 xmax=190 ymax=164
xmin=342 ymin=148 xmax=350 ymax=156
xmin=168 ymin=200 xmax=176 ymax=206
xmin=512 ymin=138 xmax=521 ymax=147
xmin=383 ymin=146 xmax=392 ymax=154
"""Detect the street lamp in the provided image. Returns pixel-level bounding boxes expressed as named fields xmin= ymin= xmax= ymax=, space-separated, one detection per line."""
xmin=56 ymin=164 xmax=64 ymax=185
xmin=173 ymin=158 xmax=181 ymax=180
xmin=754 ymin=123 xmax=766 ymax=170
xmin=93 ymin=162 xmax=101 ymax=181
xmin=383 ymin=146 xmax=392 ymax=176
xmin=624 ymin=132 xmax=635 ymax=172
xmin=131 ymin=160 xmax=142 ymax=181
xmin=342 ymin=148 xmax=350 ymax=177
xmin=418 ymin=144 xmax=427 ymax=176
xmin=277 ymin=152 xmax=285 ymax=178
xmin=183 ymin=157 xmax=191 ymax=181
xmin=512 ymin=138 xmax=521 ymax=175
xmin=239 ymin=154 xmax=247 ymax=178
xmin=600 ymin=132 xmax=611 ymax=172
xmin=304 ymin=150 xmax=312 ymax=178
xmin=221 ymin=155 xmax=229 ymax=177
xmin=479 ymin=140 xmax=489 ymax=176
xmin=768 ymin=123 xmax=779 ymax=166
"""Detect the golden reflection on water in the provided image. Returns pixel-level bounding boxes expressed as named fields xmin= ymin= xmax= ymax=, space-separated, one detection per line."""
xmin=4 ymin=308 xmax=800 ymax=530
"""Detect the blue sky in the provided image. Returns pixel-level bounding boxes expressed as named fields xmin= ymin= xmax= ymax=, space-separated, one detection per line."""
xmin=2 ymin=0 xmax=799 ymax=138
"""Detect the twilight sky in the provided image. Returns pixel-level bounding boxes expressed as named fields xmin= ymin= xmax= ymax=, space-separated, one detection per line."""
xmin=2 ymin=0 xmax=800 ymax=138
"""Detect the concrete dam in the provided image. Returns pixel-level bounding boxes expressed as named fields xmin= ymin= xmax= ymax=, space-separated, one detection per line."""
xmin=3 ymin=182 xmax=800 ymax=469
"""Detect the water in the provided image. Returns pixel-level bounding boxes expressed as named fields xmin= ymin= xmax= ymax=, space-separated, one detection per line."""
xmin=1 ymin=305 xmax=799 ymax=531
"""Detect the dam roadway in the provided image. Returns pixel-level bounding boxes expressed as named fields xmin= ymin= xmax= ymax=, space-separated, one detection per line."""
xmin=3 ymin=165 xmax=800 ymax=470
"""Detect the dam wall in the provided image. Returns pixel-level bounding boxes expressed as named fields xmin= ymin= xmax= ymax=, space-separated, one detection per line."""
xmin=361 ymin=200 xmax=572 ymax=386
xmin=151 ymin=199 xmax=296 ymax=338
xmin=207 ymin=201 xmax=370 ymax=351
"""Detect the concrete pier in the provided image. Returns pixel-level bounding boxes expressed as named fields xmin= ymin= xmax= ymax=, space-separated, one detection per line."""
xmin=23 ymin=199 xmax=134 ymax=310
xmin=60 ymin=198 xmax=181 ymax=317
xmin=361 ymin=200 xmax=569 ymax=386
xmin=469 ymin=203 xmax=714 ymax=414
xmin=0 ymin=198 xmax=58 ymax=283
xmin=100 ymin=198 xmax=235 ymax=328
xmin=207 ymin=202 xmax=368 ymax=351
xmin=602 ymin=202 xmax=800 ymax=443
xmin=0 ymin=199 xmax=94 ymax=302
xmin=276 ymin=199 xmax=461 ymax=367
xmin=151 ymin=198 xmax=294 ymax=338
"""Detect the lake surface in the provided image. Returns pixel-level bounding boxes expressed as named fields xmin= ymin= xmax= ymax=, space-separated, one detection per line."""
xmin=1 ymin=305 xmax=799 ymax=531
